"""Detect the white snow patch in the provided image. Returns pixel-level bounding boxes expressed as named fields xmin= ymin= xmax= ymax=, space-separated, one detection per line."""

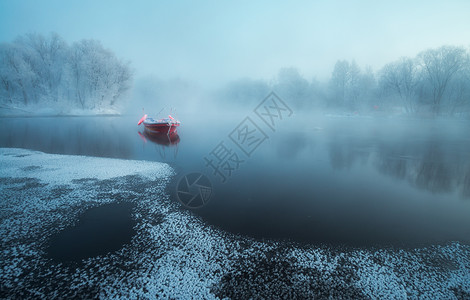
xmin=0 ymin=104 xmax=121 ymax=117
xmin=1 ymin=148 xmax=469 ymax=299
xmin=0 ymin=148 xmax=171 ymax=185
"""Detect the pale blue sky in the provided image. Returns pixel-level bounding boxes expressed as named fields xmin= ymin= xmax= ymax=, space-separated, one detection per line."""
xmin=1 ymin=0 xmax=469 ymax=86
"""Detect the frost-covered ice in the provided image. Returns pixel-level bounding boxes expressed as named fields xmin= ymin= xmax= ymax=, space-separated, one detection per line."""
xmin=1 ymin=148 xmax=470 ymax=299
xmin=0 ymin=104 xmax=122 ymax=117
xmin=1 ymin=148 xmax=171 ymax=186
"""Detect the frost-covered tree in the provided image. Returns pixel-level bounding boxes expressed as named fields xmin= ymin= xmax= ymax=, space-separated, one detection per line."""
xmin=0 ymin=43 xmax=36 ymax=106
xmin=358 ymin=66 xmax=377 ymax=110
xmin=14 ymin=33 xmax=68 ymax=103
xmin=67 ymin=39 xmax=132 ymax=109
xmin=347 ymin=61 xmax=361 ymax=108
xmin=273 ymin=67 xmax=311 ymax=108
xmin=329 ymin=60 xmax=349 ymax=107
xmin=219 ymin=78 xmax=270 ymax=106
xmin=0 ymin=33 xmax=132 ymax=112
xmin=329 ymin=60 xmax=375 ymax=110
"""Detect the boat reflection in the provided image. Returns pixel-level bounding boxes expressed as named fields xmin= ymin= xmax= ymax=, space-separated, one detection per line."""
xmin=138 ymin=128 xmax=180 ymax=159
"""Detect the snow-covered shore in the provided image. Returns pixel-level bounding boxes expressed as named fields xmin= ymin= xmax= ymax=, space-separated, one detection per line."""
xmin=0 ymin=105 xmax=121 ymax=117
xmin=1 ymin=148 xmax=469 ymax=299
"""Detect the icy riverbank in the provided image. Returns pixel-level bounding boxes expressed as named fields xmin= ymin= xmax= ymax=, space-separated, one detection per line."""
xmin=1 ymin=148 xmax=469 ymax=299
xmin=0 ymin=105 xmax=121 ymax=117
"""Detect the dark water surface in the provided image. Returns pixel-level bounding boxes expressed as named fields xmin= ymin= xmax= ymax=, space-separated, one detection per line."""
xmin=1 ymin=113 xmax=470 ymax=247
xmin=46 ymin=202 xmax=136 ymax=262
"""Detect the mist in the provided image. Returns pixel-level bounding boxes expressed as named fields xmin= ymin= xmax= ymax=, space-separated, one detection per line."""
xmin=2 ymin=2 xmax=470 ymax=299
xmin=2 ymin=1 xmax=470 ymax=105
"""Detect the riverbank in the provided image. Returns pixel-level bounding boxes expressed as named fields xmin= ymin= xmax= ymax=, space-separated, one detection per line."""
xmin=0 ymin=104 xmax=121 ymax=117
xmin=1 ymin=148 xmax=469 ymax=298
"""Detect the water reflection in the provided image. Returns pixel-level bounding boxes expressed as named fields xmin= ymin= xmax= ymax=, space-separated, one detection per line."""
xmin=324 ymin=127 xmax=470 ymax=199
xmin=463 ymin=173 xmax=470 ymax=199
xmin=2 ymin=115 xmax=470 ymax=245
xmin=275 ymin=132 xmax=309 ymax=159
xmin=138 ymin=128 xmax=180 ymax=159
xmin=0 ymin=117 xmax=133 ymax=158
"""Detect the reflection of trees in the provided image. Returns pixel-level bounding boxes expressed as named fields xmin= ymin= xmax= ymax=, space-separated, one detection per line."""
xmin=327 ymin=136 xmax=371 ymax=170
xmin=326 ymin=130 xmax=470 ymax=198
xmin=276 ymin=133 xmax=308 ymax=159
xmin=374 ymin=148 xmax=408 ymax=180
xmin=413 ymin=144 xmax=453 ymax=193
xmin=462 ymin=170 xmax=470 ymax=199
xmin=374 ymin=142 xmax=455 ymax=194
xmin=0 ymin=117 xmax=132 ymax=158
xmin=328 ymin=140 xmax=355 ymax=170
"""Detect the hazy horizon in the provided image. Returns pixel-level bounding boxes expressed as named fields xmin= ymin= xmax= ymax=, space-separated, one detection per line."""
xmin=1 ymin=1 xmax=470 ymax=87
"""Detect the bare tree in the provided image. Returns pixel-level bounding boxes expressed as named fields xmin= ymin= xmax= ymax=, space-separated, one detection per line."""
xmin=329 ymin=60 xmax=349 ymax=107
xmin=329 ymin=60 xmax=372 ymax=110
xmin=273 ymin=67 xmax=310 ymax=108
xmin=358 ymin=66 xmax=377 ymax=110
xmin=348 ymin=60 xmax=361 ymax=109
xmin=379 ymin=57 xmax=418 ymax=113
xmin=446 ymin=68 xmax=470 ymax=115
xmin=417 ymin=46 xmax=468 ymax=115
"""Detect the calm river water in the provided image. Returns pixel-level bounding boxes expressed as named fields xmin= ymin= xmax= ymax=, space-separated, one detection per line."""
xmin=1 ymin=112 xmax=469 ymax=247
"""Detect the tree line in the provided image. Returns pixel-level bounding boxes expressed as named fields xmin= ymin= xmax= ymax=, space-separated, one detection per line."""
xmin=0 ymin=33 xmax=132 ymax=112
xmin=220 ymin=45 xmax=470 ymax=117
xmin=376 ymin=45 xmax=469 ymax=116
xmin=2 ymin=33 xmax=468 ymax=117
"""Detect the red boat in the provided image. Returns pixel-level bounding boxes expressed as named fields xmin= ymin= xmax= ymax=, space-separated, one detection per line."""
xmin=138 ymin=114 xmax=180 ymax=133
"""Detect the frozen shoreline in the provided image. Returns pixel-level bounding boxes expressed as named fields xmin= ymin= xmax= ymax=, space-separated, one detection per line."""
xmin=1 ymin=148 xmax=469 ymax=299
xmin=0 ymin=105 xmax=122 ymax=117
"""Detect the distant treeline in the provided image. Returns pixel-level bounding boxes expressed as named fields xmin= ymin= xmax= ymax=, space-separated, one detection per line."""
xmin=0 ymin=33 xmax=132 ymax=111
xmin=220 ymin=45 xmax=470 ymax=116
xmin=2 ymin=33 xmax=469 ymax=117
